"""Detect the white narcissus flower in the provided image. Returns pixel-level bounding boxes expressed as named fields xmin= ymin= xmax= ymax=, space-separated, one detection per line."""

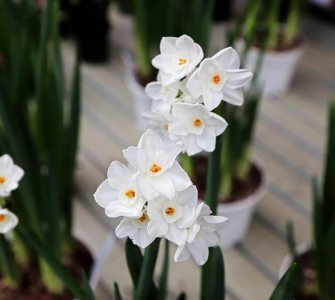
xmin=0 ymin=208 xmax=18 ymax=234
xmin=0 ymin=154 xmax=24 ymax=197
xmin=142 ymin=110 xmax=172 ymax=140
xmin=169 ymin=103 xmax=228 ymax=156
xmin=147 ymin=185 xmax=197 ymax=245
xmin=146 ymin=81 xmax=178 ymax=101
xmin=123 ymin=130 xmax=191 ymax=201
xmin=152 ymin=35 xmax=204 ymax=85
xmin=186 ymin=47 xmax=253 ymax=111
xmin=94 ymin=161 xmax=145 ymax=218
xmin=116 ymin=211 xmax=155 ymax=248
xmin=146 ymin=79 xmax=202 ymax=113
xmin=174 ymin=203 xmax=228 ymax=266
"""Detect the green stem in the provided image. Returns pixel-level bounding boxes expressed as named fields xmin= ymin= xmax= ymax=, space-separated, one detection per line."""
xmin=219 ymin=135 xmax=233 ymax=200
xmin=12 ymin=232 xmax=30 ymax=266
xmin=39 ymin=259 xmax=64 ymax=294
xmin=134 ymin=239 xmax=160 ymax=300
xmin=0 ymin=235 xmax=20 ymax=288
xmin=236 ymin=146 xmax=251 ymax=181
xmin=133 ymin=0 xmax=151 ymax=78
xmin=179 ymin=153 xmax=194 ymax=179
xmin=205 ymin=137 xmax=223 ymax=214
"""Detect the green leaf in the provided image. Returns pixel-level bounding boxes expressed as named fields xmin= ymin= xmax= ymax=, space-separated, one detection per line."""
xmin=63 ymin=52 xmax=81 ymax=244
xmin=17 ymin=227 xmax=86 ymax=299
xmin=323 ymin=102 xmax=335 ymax=225
xmin=82 ymin=272 xmax=95 ymax=300
xmin=114 ymin=282 xmax=123 ymax=300
xmin=158 ymin=240 xmax=169 ymax=300
xmin=134 ymin=239 xmax=160 ymax=300
xmin=0 ymin=235 xmax=20 ymax=287
xmin=201 ymin=247 xmax=225 ymax=300
xmin=286 ymin=221 xmax=297 ymax=259
xmin=269 ymin=263 xmax=299 ymax=300
xmin=125 ymin=238 xmax=144 ymax=287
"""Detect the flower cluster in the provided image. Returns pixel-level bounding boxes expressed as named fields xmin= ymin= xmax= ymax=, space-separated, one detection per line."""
xmin=143 ymin=35 xmax=252 ymax=156
xmin=94 ymin=130 xmax=227 ymax=265
xmin=0 ymin=154 xmax=23 ymax=234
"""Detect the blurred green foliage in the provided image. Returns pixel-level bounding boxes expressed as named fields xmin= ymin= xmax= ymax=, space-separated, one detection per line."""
xmin=0 ymin=0 xmax=85 ymax=296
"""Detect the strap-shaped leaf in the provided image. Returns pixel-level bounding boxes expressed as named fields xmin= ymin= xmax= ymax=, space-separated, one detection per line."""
xmin=201 ymin=247 xmax=225 ymax=300
xmin=134 ymin=239 xmax=160 ymax=300
xmin=0 ymin=235 xmax=19 ymax=287
xmin=82 ymin=271 xmax=95 ymax=300
xmin=114 ymin=282 xmax=123 ymax=300
xmin=269 ymin=263 xmax=299 ymax=300
xmin=125 ymin=238 xmax=144 ymax=287
xmin=158 ymin=240 xmax=169 ymax=300
xmin=323 ymin=102 xmax=335 ymax=225
xmin=286 ymin=221 xmax=297 ymax=259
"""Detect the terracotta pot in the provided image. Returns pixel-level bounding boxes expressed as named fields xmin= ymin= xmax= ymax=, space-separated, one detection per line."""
xmin=238 ymin=37 xmax=306 ymax=97
xmin=122 ymin=51 xmax=152 ymax=131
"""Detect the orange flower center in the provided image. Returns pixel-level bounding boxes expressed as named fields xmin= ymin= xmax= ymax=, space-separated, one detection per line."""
xmin=150 ymin=164 xmax=162 ymax=173
xmin=212 ymin=74 xmax=221 ymax=84
xmin=178 ymin=58 xmax=187 ymax=65
xmin=165 ymin=207 xmax=175 ymax=216
xmin=138 ymin=214 xmax=147 ymax=223
xmin=125 ymin=189 xmax=136 ymax=199
xmin=0 ymin=214 xmax=5 ymax=222
xmin=193 ymin=119 xmax=202 ymax=127
xmin=0 ymin=176 xmax=5 ymax=184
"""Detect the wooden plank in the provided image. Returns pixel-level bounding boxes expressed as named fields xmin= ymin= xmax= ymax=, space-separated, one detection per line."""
xmin=255 ymin=120 xmax=322 ymax=176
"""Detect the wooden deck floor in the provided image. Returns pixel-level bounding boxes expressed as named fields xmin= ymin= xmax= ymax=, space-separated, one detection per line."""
xmin=66 ymin=10 xmax=335 ymax=300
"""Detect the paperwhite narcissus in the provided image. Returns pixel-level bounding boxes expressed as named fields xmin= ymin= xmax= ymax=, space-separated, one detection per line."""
xmin=152 ymin=35 xmax=204 ymax=85
xmin=142 ymin=110 xmax=172 ymax=140
xmin=186 ymin=47 xmax=253 ymax=111
xmin=0 ymin=208 xmax=18 ymax=234
xmin=115 ymin=211 xmax=155 ymax=248
xmin=169 ymin=103 xmax=228 ymax=155
xmin=0 ymin=154 xmax=24 ymax=197
xmin=147 ymin=185 xmax=197 ymax=245
xmin=123 ymin=130 xmax=191 ymax=200
xmin=174 ymin=203 xmax=228 ymax=266
xmin=94 ymin=161 xmax=145 ymax=218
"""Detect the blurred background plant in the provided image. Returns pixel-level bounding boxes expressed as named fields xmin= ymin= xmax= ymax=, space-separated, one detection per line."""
xmin=0 ymin=0 xmax=93 ymax=298
xmin=131 ymin=0 xmax=215 ymax=83
xmin=239 ymin=0 xmax=307 ymax=96
xmin=283 ymin=101 xmax=335 ymax=300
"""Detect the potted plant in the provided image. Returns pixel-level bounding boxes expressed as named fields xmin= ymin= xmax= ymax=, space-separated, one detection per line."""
xmin=239 ymin=0 xmax=306 ymax=97
xmin=0 ymin=0 xmax=94 ymax=298
xmin=279 ymin=102 xmax=335 ymax=300
xmin=93 ymin=34 xmax=305 ymax=300
xmin=124 ymin=0 xmax=215 ymax=129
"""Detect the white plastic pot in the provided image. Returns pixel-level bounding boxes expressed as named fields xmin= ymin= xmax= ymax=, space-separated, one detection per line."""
xmin=241 ymin=39 xmax=306 ymax=97
xmin=122 ymin=51 xmax=152 ymax=130
xmin=215 ymin=158 xmax=267 ymax=249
